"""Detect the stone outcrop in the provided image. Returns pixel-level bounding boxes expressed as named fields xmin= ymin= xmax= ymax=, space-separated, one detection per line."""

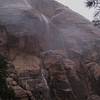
xmin=0 ymin=0 xmax=100 ymax=100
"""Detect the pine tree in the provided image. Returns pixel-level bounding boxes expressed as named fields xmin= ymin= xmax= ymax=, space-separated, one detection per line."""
xmin=86 ymin=0 xmax=100 ymax=27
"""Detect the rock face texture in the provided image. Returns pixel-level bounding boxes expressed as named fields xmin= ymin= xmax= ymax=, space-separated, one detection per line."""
xmin=0 ymin=0 xmax=100 ymax=100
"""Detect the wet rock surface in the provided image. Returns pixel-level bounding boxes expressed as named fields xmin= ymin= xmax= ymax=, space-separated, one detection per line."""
xmin=0 ymin=0 xmax=100 ymax=100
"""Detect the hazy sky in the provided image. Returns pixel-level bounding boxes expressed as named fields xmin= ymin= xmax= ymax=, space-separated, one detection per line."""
xmin=56 ymin=0 xmax=95 ymax=21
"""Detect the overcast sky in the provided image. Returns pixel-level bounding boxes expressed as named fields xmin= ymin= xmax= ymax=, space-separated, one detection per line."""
xmin=56 ymin=0 xmax=95 ymax=21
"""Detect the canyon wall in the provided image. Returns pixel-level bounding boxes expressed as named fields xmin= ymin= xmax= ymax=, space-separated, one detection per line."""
xmin=0 ymin=0 xmax=100 ymax=100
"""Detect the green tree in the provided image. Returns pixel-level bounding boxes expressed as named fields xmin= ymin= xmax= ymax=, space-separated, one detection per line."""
xmin=0 ymin=55 xmax=15 ymax=100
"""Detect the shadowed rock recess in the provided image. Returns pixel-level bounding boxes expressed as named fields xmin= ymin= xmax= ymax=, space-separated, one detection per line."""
xmin=0 ymin=0 xmax=100 ymax=100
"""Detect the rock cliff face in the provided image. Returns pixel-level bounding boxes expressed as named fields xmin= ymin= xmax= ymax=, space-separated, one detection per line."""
xmin=0 ymin=0 xmax=100 ymax=100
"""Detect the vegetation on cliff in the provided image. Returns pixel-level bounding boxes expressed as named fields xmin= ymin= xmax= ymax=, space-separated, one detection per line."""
xmin=0 ymin=55 xmax=15 ymax=100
